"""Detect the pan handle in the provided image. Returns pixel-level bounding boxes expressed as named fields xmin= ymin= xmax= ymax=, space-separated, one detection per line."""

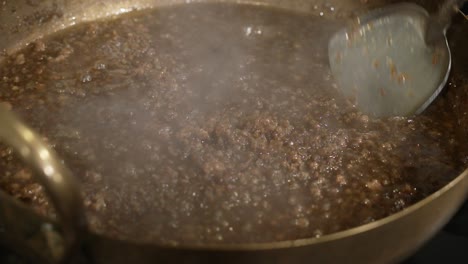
xmin=0 ymin=103 xmax=86 ymax=263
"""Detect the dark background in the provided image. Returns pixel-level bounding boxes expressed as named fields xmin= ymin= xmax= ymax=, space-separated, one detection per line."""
xmin=403 ymin=201 xmax=468 ymax=264
xmin=404 ymin=3 xmax=468 ymax=263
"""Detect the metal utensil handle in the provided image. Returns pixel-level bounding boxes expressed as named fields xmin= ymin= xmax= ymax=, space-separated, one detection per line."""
xmin=0 ymin=104 xmax=86 ymax=263
xmin=425 ymin=0 xmax=467 ymax=44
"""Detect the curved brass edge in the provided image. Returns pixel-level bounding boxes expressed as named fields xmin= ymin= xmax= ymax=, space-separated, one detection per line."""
xmin=1 ymin=0 xmax=350 ymax=56
xmin=0 ymin=0 xmax=466 ymax=255
xmin=0 ymin=105 xmax=87 ymax=262
xmin=90 ymin=168 xmax=467 ymax=251
xmin=0 ymin=190 xmax=61 ymax=263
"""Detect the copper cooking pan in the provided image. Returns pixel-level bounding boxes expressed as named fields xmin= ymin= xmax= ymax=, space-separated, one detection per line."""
xmin=0 ymin=0 xmax=466 ymax=263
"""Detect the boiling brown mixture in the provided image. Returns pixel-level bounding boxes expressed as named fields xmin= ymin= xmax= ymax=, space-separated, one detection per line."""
xmin=0 ymin=3 xmax=466 ymax=245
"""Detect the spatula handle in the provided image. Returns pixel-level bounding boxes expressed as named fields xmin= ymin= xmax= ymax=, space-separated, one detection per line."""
xmin=425 ymin=0 xmax=467 ymax=45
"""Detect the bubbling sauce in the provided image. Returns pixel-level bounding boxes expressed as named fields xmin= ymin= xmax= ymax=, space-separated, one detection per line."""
xmin=0 ymin=3 xmax=465 ymax=245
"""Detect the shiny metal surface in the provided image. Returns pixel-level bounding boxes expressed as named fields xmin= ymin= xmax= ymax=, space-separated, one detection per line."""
xmin=0 ymin=1 xmax=466 ymax=264
xmin=86 ymin=169 xmax=468 ymax=264
xmin=328 ymin=2 xmax=453 ymax=117
xmin=0 ymin=105 xmax=86 ymax=262
xmin=0 ymin=190 xmax=63 ymax=264
xmin=0 ymin=0 xmax=388 ymax=55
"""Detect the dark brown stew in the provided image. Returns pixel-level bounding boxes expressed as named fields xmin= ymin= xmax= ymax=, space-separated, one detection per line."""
xmin=0 ymin=3 xmax=466 ymax=245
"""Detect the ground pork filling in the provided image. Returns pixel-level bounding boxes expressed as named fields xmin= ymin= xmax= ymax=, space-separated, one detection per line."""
xmin=0 ymin=3 xmax=466 ymax=245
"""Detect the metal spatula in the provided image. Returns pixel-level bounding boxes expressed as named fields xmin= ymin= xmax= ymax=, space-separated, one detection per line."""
xmin=328 ymin=0 xmax=466 ymax=117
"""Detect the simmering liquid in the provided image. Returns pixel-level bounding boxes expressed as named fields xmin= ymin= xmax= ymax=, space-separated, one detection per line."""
xmin=0 ymin=3 xmax=466 ymax=245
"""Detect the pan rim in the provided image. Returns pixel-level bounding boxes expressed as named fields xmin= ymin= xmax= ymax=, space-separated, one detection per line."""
xmin=89 ymin=169 xmax=467 ymax=250
xmin=1 ymin=0 xmax=467 ymax=252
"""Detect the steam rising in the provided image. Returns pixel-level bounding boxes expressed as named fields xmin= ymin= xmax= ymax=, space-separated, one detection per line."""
xmin=33 ymin=4 xmax=346 ymax=243
xmin=0 ymin=2 xmax=464 ymax=245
